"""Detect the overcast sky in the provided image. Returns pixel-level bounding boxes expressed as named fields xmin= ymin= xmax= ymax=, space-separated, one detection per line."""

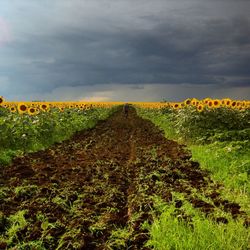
xmin=0 ymin=0 xmax=250 ymax=101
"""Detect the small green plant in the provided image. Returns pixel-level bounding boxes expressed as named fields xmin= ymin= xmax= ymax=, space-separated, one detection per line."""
xmin=52 ymin=196 xmax=70 ymax=211
xmin=9 ymin=240 xmax=46 ymax=250
xmin=5 ymin=210 xmax=28 ymax=246
xmin=56 ymin=228 xmax=83 ymax=250
xmin=0 ymin=187 xmax=9 ymax=200
xmin=106 ymin=227 xmax=132 ymax=249
xmin=14 ymin=185 xmax=38 ymax=199
xmin=89 ymin=219 xmax=107 ymax=237
xmin=0 ymin=211 xmax=8 ymax=234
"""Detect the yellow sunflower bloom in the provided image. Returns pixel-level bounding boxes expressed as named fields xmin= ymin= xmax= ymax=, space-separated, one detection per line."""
xmin=212 ymin=99 xmax=221 ymax=108
xmin=40 ymin=103 xmax=49 ymax=112
xmin=230 ymin=100 xmax=237 ymax=108
xmin=197 ymin=104 xmax=204 ymax=112
xmin=236 ymin=101 xmax=242 ymax=108
xmin=28 ymin=107 xmax=38 ymax=115
xmin=184 ymin=98 xmax=192 ymax=106
xmin=18 ymin=103 xmax=28 ymax=114
xmin=191 ymin=98 xmax=199 ymax=106
xmin=172 ymin=103 xmax=181 ymax=109
xmin=202 ymin=98 xmax=211 ymax=105
xmin=10 ymin=106 xmax=17 ymax=113
xmin=225 ymin=99 xmax=232 ymax=107
xmin=207 ymin=100 xmax=213 ymax=108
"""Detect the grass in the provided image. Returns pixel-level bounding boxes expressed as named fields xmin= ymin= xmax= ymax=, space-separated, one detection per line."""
xmin=190 ymin=142 xmax=250 ymax=212
xmin=137 ymin=108 xmax=177 ymax=140
xmin=145 ymin=198 xmax=249 ymax=250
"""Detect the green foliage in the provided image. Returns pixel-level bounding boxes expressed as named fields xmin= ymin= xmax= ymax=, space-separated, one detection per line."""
xmin=169 ymin=106 xmax=250 ymax=143
xmin=0 ymin=211 xmax=8 ymax=234
xmin=191 ymin=141 xmax=250 ymax=210
xmin=146 ymin=196 xmax=249 ymax=250
xmin=0 ymin=187 xmax=9 ymax=200
xmin=137 ymin=106 xmax=250 ymax=143
xmin=56 ymin=228 xmax=83 ymax=250
xmin=136 ymin=108 xmax=177 ymax=140
xmin=136 ymin=106 xmax=250 ymax=249
xmin=7 ymin=241 xmax=46 ymax=250
xmin=106 ymin=227 xmax=132 ymax=249
xmin=136 ymin=106 xmax=250 ymax=202
xmin=14 ymin=185 xmax=38 ymax=200
xmin=0 ymin=106 xmax=118 ymax=165
xmin=2 ymin=210 xmax=29 ymax=246
xmin=0 ymin=107 xmax=9 ymax=117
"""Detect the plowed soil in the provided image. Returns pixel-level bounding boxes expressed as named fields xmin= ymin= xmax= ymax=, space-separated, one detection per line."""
xmin=0 ymin=107 xmax=247 ymax=249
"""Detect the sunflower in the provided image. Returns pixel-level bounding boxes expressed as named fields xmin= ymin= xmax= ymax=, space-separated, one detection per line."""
xmin=212 ymin=99 xmax=221 ymax=108
xmin=197 ymin=104 xmax=204 ymax=112
xmin=172 ymin=102 xmax=181 ymax=109
xmin=230 ymin=100 xmax=237 ymax=108
xmin=191 ymin=98 xmax=199 ymax=106
xmin=18 ymin=103 xmax=28 ymax=114
xmin=0 ymin=96 xmax=4 ymax=105
xmin=184 ymin=98 xmax=192 ymax=106
xmin=241 ymin=101 xmax=246 ymax=107
xmin=40 ymin=103 xmax=49 ymax=112
xmin=225 ymin=99 xmax=232 ymax=107
xmin=10 ymin=106 xmax=17 ymax=113
xmin=236 ymin=101 xmax=242 ymax=108
xmin=207 ymin=100 xmax=213 ymax=108
xmin=59 ymin=107 xmax=65 ymax=112
xmin=203 ymin=98 xmax=211 ymax=105
xmin=28 ymin=107 xmax=37 ymax=115
xmin=164 ymin=102 xmax=171 ymax=108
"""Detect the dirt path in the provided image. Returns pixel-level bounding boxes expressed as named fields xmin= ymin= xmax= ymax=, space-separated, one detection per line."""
xmin=0 ymin=107 xmax=247 ymax=249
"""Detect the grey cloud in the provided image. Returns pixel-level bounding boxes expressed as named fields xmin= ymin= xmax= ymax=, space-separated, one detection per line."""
xmin=0 ymin=0 xmax=250 ymax=100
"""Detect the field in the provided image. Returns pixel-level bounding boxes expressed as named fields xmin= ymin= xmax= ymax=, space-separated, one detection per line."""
xmin=0 ymin=97 xmax=250 ymax=249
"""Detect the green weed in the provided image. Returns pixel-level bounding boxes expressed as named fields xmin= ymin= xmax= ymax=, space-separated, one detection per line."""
xmin=14 ymin=185 xmax=38 ymax=200
xmin=106 ymin=227 xmax=132 ymax=249
xmin=146 ymin=196 xmax=249 ymax=250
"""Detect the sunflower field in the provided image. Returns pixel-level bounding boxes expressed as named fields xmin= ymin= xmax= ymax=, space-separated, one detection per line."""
xmin=136 ymin=97 xmax=250 ymax=213
xmin=1 ymin=96 xmax=249 ymax=161
xmin=0 ymin=96 xmax=120 ymax=164
xmin=135 ymin=97 xmax=250 ymax=142
xmin=0 ymin=96 xmax=250 ymax=249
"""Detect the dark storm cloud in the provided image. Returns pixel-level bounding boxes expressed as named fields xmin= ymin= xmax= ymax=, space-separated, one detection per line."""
xmin=12 ymin=17 xmax=249 ymax=86
xmin=128 ymin=16 xmax=250 ymax=82
xmin=0 ymin=0 xmax=250 ymax=100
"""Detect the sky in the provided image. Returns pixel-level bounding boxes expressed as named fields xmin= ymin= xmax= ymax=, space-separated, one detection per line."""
xmin=0 ymin=0 xmax=250 ymax=102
